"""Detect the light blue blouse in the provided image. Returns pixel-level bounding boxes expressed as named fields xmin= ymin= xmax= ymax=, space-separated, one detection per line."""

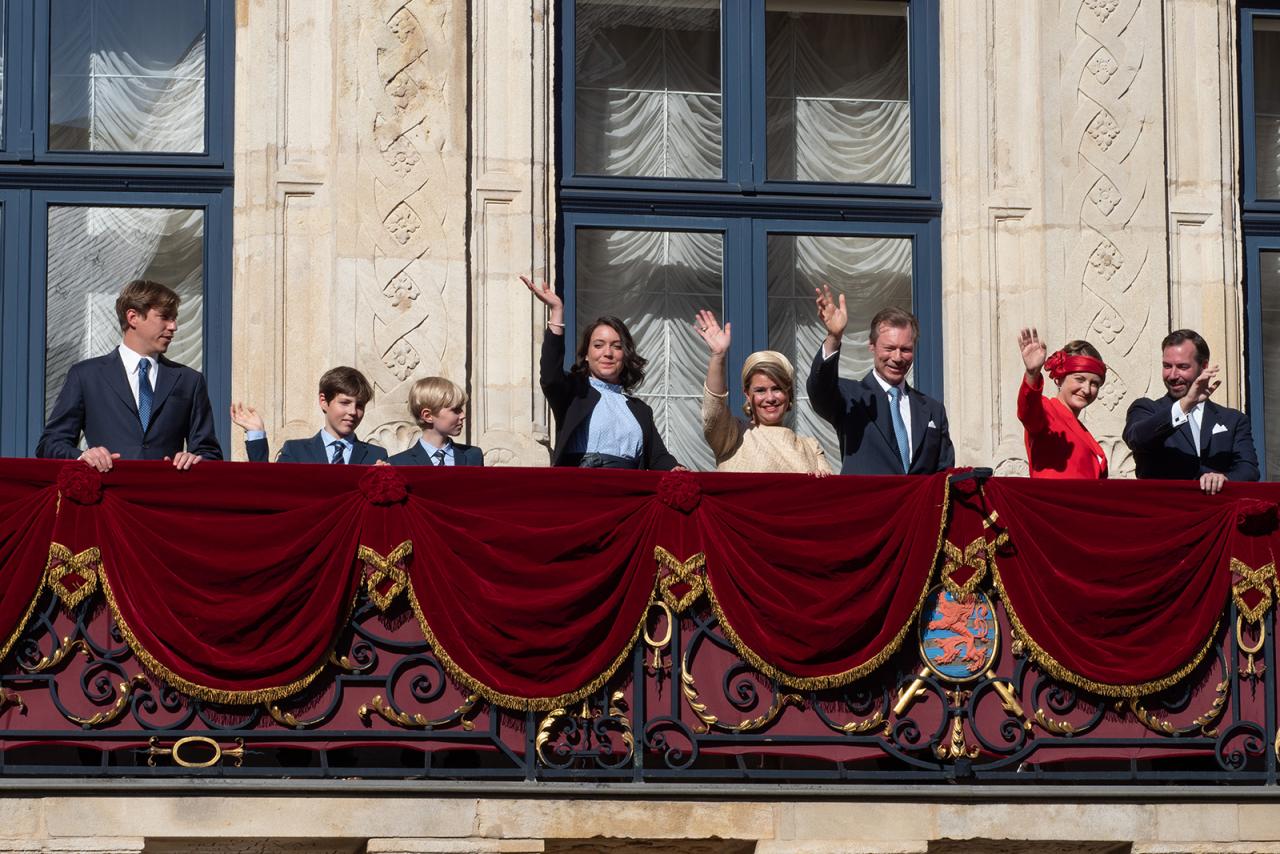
xmin=566 ymin=376 xmax=644 ymax=460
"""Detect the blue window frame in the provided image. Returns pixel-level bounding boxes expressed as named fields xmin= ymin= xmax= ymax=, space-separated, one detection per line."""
xmin=1243 ymin=6 xmax=1280 ymax=478
xmin=558 ymin=0 xmax=941 ymax=463
xmin=0 ymin=0 xmax=233 ymax=457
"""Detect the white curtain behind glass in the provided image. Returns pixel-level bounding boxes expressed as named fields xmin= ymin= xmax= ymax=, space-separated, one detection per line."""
xmin=1261 ymin=252 xmax=1280 ymax=479
xmin=45 ymin=206 xmax=204 ymax=422
xmin=575 ymin=0 xmax=721 ymax=178
xmin=767 ymin=234 xmax=913 ymax=462
xmin=1256 ymin=26 xmax=1280 ymax=199
xmin=49 ymin=0 xmax=205 ymax=152
xmin=765 ymin=3 xmax=910 ymax=184
xmin=576 ymin=229 xmax=722 ymax=471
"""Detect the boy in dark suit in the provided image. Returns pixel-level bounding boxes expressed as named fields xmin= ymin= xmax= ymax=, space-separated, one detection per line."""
xmin=36 ymin=279 xmax=222 ymax=471
xmin=1123 ymin=329 xmax=1258 ymax=493
xmin=235 ymin=367 xmax=388 ymax=464
xmin=389 ymin=376 xmax=483 ymax=467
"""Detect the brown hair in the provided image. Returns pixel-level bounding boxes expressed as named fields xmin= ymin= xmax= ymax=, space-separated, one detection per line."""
xmin=409 ymin=376 xmax=467 ymax=427
xmin=1061 ymin=339 xmax=1102 ymax=361
xmin=1162 ymin=329 xmax=1210 ymax=366
xmin=115 ymin=279 xmax=180 ymax=332
xmin=869 ymin=306 xmax=919 ymax=344
xmin=318 ymin=366 xmax=374 ymax=406
xmin=572 ymin=316 xmax=648 ymax=391
xmin=741 ymin=363 xmax=794 ymax=420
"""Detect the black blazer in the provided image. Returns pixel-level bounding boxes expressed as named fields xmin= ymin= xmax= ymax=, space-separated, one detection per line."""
xmin=36 ymin=350 xmax=222 ymax=461
xmin=245 ymin=432 xmax=388 ymax=465
xmin=539 ymin=332 xmax=679 ymax=470
xmin=806 ymin=347 xmax=954 ymax=476
xmin=389 ymin=440 xmax=484 ymax=467
xmin=1123 ymin=395 xmax=1259 ymax=481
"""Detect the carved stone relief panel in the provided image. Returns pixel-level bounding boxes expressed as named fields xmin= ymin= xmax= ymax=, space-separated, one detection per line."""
xmin=1059 ymin=0 xmax=1170 ymax=477
xmin=346 ymin=0 xmax=468 ymax=456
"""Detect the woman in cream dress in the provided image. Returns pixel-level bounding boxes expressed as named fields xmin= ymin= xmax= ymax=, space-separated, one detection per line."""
xmin=693 ymin=309 xmax=831 ymax=475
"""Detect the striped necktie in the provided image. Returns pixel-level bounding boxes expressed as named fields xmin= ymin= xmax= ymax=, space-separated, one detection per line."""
xmin=137 ymin=359 xmax=153 ymax=432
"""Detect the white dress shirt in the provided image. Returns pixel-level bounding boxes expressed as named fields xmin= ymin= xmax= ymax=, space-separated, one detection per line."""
xmin=116 ymin=343 xmax=158 ymax=409
xmin=1171 ymin=400 xmax=1205 ymax=455
xmin=419 ymin=437 xmax=455 ymax=466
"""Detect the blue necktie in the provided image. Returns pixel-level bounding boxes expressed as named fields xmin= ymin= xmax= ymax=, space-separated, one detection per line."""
xmin=432 ymin=448 xmax=446 ymax=466
xmin=330 ymin=441 xmax=346 ymax=464
xmin=888 ymin=385 xmax=910 ymax=474
xmin=137 ymin=359 xmax=153 ymax=432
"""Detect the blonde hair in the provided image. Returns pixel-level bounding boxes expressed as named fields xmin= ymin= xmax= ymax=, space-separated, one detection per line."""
xmin=409 ymin=376 xmax=467 ymax=427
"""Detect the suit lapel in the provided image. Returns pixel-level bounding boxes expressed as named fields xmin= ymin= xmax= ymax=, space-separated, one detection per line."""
xmin=310 ymin=433 xmax=330 ymax=463
xmin=861 ymin=373 xmax=899 ymax=451
xmin=148 ymin=358 xmax=180 ymax=426
xmin=908 ymin=386 xmax=929 ymax=465
xmin=1199 ymin=401 xmax=1219 ymax=457
xmin=351 ymin=440 xmax=370 ymax=465
xmin=103 ymin=352 xmax=139 ymax=417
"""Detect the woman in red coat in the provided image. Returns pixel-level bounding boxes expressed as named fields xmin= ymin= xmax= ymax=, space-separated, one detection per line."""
xmin=1017 ymin=328 xmax=1108 ymax=479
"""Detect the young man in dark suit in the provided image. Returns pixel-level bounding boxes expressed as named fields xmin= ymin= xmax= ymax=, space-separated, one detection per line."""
xmin=1123 ymin=329 xmax=1258 ymax=494
xmin=806 ymin=286 xmax=954 ymax=476
xmin=36 ymin=279 xmax=222 ymax=471
xmin=235 ymin=367 xmax=388 ymax=464
xmin=388 ymin=376 xmax=483 ymax=467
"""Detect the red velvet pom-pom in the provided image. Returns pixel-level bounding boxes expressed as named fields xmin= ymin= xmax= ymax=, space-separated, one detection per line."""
xmin=657 ymin=470 xmax=701 ymax=514
xmin=1235 ymin=499 xmax=1278 ymax=535
xmin=360 ymin=466 xmax=409 ymax=505
xmin=57 ymin=462 xmax=103 ymax=505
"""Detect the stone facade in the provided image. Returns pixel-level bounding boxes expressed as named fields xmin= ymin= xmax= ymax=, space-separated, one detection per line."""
xmin=0 ymin=794 xmax=1278 ymax=851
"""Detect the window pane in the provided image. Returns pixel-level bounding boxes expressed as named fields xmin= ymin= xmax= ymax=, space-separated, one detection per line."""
xmin=45 ymin=205 xmax=205 ymax=421
xmin=49 ymin=0 xmax=206 ymax=153
xmin=0 ymin=0 xmax=7 ymax=149
xmin=1256 ymin=18 xmax=1280 ymax=198
xmin=765 ymin=0 xmax=910 ymax=184
xmin=575 ymin=0 xmax=721 ymax=178
xmin=575 ymin=228 xmax=723 ymax=470
xmin=766 ymin=233 xmax=913 ymax=460
xmin=1262 ymin=251 xmax=1280 ymax=477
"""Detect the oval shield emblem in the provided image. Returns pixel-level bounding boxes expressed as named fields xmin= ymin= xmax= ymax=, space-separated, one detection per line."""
xmin=919 ymin=586 xmax=999 ymax=683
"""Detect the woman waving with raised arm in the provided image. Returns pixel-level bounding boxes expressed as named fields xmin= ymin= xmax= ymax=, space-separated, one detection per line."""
xmin=520 ymin=275 xmax=682 ymax=470
xmin=694 ymin=309 xmax=830 ymax=475
xmin=1017 ymin=326 xmax=1108 ymax=479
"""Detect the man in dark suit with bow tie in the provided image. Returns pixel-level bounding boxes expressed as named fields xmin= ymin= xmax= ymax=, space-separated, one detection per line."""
xmin=36 ymin=279 xmax=222 ymax=471
xmin=806 ymin=286 xmax=954 ymax=476
xmin=1123 ymin=329 xmax=1259 ymax=493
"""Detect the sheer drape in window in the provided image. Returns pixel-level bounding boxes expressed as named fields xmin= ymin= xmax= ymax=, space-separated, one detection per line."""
xmin=575 ymin=0 xmax=721 ymax=178
xmin=765 ymin=1 xmax=911 ymax=184
xmin=1261 ymin=251 xmax=1280 ymax=478
xmin=45 ymin=206 xmax=205 ymax=422
xmin=49 ymin=0 xmax=206 ymax=153
xmin=766 ymin=234 xmax=913 ymax=461
xmin=1255 ymin=22 xmax=1280 ymax=199
xmin=575 ymin=228 xmax=723 ymax=471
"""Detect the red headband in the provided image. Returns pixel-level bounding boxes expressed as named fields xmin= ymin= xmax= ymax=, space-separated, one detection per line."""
xmin=1045 ymin=351 xmax=1106 ymax=382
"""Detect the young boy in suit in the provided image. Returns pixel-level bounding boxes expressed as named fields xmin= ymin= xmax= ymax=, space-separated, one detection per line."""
xmin=233 ymin=367 xmax=388 ymax=464
xmin=389 ymin=377 xmax=483 ymax=467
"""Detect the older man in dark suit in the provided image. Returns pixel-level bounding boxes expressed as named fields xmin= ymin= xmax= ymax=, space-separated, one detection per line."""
xmin=807 ymin=286 xmax=954 ymax=476
xmin=36 ymin=279 xmax=222 ymax=471
xmin=1123 ymin=329 xmax=1258 ymax=494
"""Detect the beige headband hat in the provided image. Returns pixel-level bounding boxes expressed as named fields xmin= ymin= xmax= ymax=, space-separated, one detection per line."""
xmin=740 ymin=350 xmax=795 ymax=388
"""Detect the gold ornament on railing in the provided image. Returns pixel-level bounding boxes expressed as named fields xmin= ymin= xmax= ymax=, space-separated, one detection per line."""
xmin=358 ymin=540 xmax=413 ymax=612
xmin=1230 ymin=558 xmax=1276 ymax=680
xmin=44 ymin=544 xmax=102 ymax=610
xmin=653 ymin=547 xmax=706 ymax=612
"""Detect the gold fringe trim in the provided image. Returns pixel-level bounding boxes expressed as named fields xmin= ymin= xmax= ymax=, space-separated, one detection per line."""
xmin=700 ymin=476 xmax=953 ymax=690
xmin=988 ymin=541 xmax=1222 ymax=698
xmin=97 ymin=560 xmax=338 ymax=705
xmin=404 ymin=560 xmax=659 ymax=712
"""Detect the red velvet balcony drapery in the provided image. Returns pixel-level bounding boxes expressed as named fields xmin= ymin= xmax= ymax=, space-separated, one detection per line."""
xmin=0 ymin=459 xmax=1273 ymax=708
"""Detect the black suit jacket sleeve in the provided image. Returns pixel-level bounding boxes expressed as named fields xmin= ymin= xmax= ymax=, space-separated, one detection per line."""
xmin=540 ymin=332 xmax=573 ymax=419
xmin=1122 ymin=397 xmax=1178 ymax=452
xmin=640 ymin=411 xmax=680 ymax=471
xmin=1215 ymin=415 xmax=1260 ymax=481
xmin=186 ymin=373 xmax=223 ymax=460
xmin=935 ymin=405 xmax=956 ymax=471
xmin=807 ymin=345 xmax=846 ymax=426
xmin=245 ymin=437 xmax=269 ymax=463
xmin=35 ymin=364 xmax=88 ymax=459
